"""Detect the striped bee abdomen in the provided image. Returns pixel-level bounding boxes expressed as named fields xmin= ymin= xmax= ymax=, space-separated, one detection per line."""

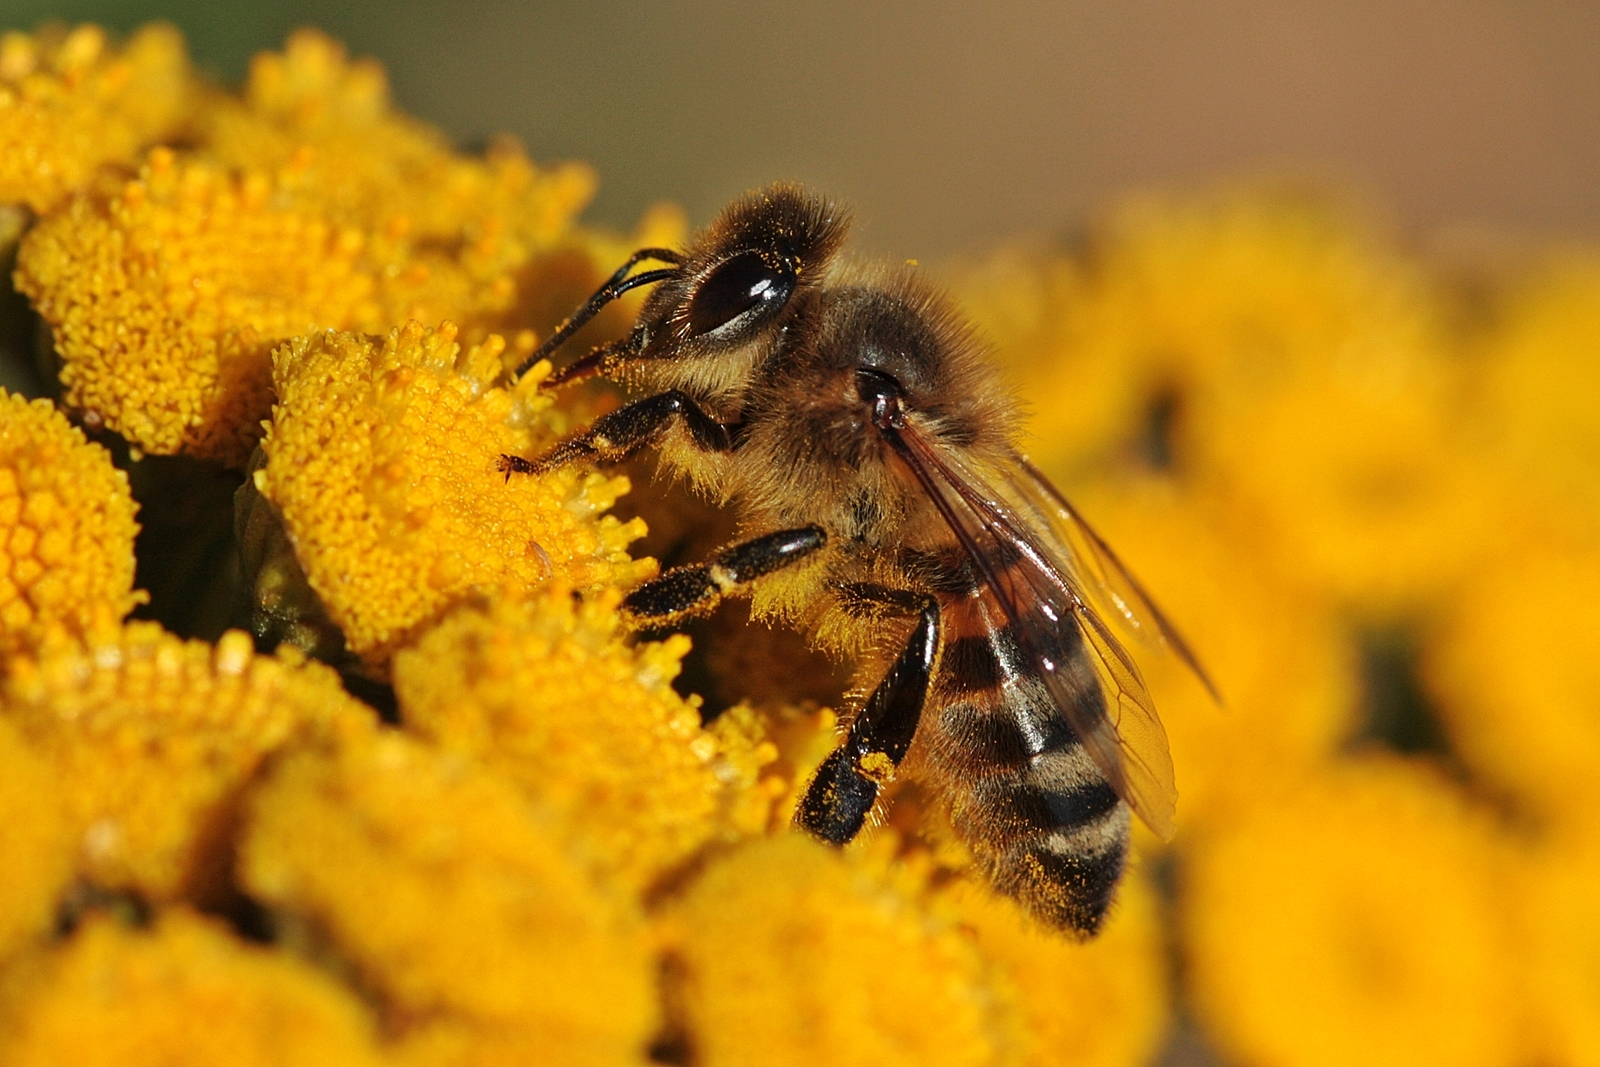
xmin=923 ymin=595 xmax=1131 ymax=935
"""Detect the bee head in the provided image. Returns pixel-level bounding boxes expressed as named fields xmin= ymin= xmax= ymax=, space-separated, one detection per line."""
xmin=632 ymin=184 xmax=850 ymax=398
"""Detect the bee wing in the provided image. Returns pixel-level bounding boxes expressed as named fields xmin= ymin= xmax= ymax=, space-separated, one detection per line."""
xmin=1006 ymin=454 xmax=1221 ymax=703
xmin=892 ymin=425 xmax=1178 ymax=840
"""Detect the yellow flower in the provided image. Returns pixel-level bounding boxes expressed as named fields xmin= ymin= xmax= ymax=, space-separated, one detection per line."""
xmin=1515 ymin=836 xmax=1600 ymax=1067
xmin=395 ymin=588 xmax=780 ymax=890
xmin=661 ymin=834 xmax=998 ymax=1067
xmin=1473 ymin=251 xmax=1600 ymax=536
xmin=0 ymin=388 xmax=143 ymax=657
xmin=0 ymin=909 xmax=383 ymax=1067
xmin=15 ymin=149 xmax=383 ymax=465
xmin=13 ymin=27 xmax=636 ymax=466
xmin=2 ymin=623 xmax=373 ymax=904
xmin=239 ymin=728 xmax=658 ymax=1066
xmin=253 ymin=321 xmax=651 ymax=672
xmin=948 ymin=865 xmax=1169 ymax=1067
xmin=0 ymin=23 xmax=199 ymax=213
xmin=1183 ymin=758 xmax=1521 ymax=1067
xmin=0 ymin=717 xmax=72 ymax=960
xmin=1422 ymin=543 xmax=1600 ymax=840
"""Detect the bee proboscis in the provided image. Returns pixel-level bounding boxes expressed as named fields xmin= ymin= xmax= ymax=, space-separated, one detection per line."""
xmin=499 ymin=184 xmax=1215 ymax=934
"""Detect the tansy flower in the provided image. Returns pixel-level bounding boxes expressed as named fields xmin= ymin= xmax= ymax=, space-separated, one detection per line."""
xmin=0 ymin=388 xmax=143 ymax=657
xmin=251 ymin=321 xmax=651 ymax=673
xmin=1 ymin=623 xmax=374 ymax=905
xmin=0 ymin=909 xmax=384 ymax=1067
xmin=659 ymin=834 xmax=999 ymax=1067
xmin=1421 ymin=544 xmax=1600 ymax=840
xmin=1470 ymin=251 xmax=1600 ymax=536
xmin=1182 ymin=758 xmax=1521 ymax=1067
xmin=0 ymin=22 xmax=199 ymax=213
xmin=947 ymin=864 xmax=1169 ymax=1067
xmin=0 ymin=717 xmax=72 ymax=959
xmin=239 ymin=728 xmax=658 ymax=1066
xmin=15 ymin=149 xmax=385 ymax=465
xmin=1514 ymin=836 xmax=1600 ymax=1067
xmin=394 ymin=588 xmax=781 ymax=891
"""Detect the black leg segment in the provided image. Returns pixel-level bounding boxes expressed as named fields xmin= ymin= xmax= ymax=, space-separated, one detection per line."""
xmin=796 ymin=587 xmax=940 ymax=845
xmin=621 ymin=525 xmax=827 ymax=624
xmin=497 ymin=389 xmax=731 ymax=478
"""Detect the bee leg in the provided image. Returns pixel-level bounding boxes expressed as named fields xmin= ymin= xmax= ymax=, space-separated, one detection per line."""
xmin=542 ymin=332 xmax=642 ymax=389
xmin=497 ymin=390 xmax=731 ymax=478
xmin=796 ymin=585 xmax=940 ymax=845
xmin=619 ymin=525 xmax=827 ymax=625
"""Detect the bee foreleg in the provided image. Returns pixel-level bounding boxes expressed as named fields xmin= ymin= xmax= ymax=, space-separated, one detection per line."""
xmin=497 ymin=390 xmax=731 ymax=478
xmin=796 ymin=588 xmax=939 ymax=845
xmin=620 ymin=525 xmax=827 ymax=625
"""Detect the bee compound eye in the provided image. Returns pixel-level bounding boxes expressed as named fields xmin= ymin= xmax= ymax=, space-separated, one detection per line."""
xmin=683 ymin=251 xmax=795 ymax=338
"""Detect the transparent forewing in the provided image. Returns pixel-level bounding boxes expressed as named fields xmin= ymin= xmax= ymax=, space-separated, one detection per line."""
xmin=893 ymin=427 xmax=1178 ymax=839
xmin=1006 ymin=454 xmax=1219 ymax=703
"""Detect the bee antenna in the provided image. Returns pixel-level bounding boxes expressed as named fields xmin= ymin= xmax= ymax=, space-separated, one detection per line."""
xmin=512 ymin=247 xmax=684 ymax=380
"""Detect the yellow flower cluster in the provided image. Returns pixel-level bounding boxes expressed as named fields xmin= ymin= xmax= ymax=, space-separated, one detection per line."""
xmin=2 ymin=19 xmax=1598 ymax=1067
xmin=11 ymin=26 xmax=665 ymax=466
xmin=0 ymin=22 xmax=198 ymax=213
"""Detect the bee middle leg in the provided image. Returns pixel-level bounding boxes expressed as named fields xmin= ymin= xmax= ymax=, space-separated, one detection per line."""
xmin=620 ymin=525 xmax=828 ymax=627
xmin=796 ymin=584 xmax=940 ymax=845
xmin=497 ymin=389 xmax=731 ymax=478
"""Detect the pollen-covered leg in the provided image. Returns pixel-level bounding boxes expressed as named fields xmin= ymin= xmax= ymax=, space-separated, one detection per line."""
xmin=620 ymin=525 xmax=827 ymax=626
xmin=497 ymin=389 xmax=731 ymax=477
xmin=796 ymin=586 xmax=940 ymax=844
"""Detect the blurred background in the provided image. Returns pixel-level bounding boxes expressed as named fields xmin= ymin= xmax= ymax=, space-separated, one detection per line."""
xmin=6 ymin=0 xmax=1600 ymax=258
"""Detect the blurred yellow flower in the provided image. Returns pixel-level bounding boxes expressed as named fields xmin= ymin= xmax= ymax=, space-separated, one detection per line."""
xmin=1422 ymin=543 xmax=1600 ymax=840
xmin=1183 ymin=758 xmax=1521 ymax=1067
xmin=0 ymin=909 xmax=383 ymax=1067
xmin=254 ymin=320 xmax=650 ymax=672
xmin=0 ymin=22 xmax=198 ymax=213
xmin=949 ymin=864 xmax=1169 ymax=1067
xmin=0 ymin=388 xmax=143 ymax=657
xmin=240 ymin=728 xmax=658 ymax=1066
xmin=2 ymin=623 xmax=373 ymax=904
xmin=661 ymin=834 xmax=997 ymax=1067
xmin=0 ymin=717 xmax=72 ymax=960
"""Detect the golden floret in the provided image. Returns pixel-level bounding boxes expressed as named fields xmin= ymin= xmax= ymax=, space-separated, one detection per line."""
xmin=661 ymin=835 xmax=998 ymax=1067
xmin=0 ymin=388 xmax=143 ymax=657
xmin=0 ymin=717 xmax=73 ymax=959
xmin=15 ymin=149 xmax=382 ymax=465
xmin=1 ymin=622 xmax=374 ymax=904
xmin=1183 ymin=758 xmax=1521 ymax=1067
xmin=948 ymin=866 xmax=1168 ymax=1067
xmin=255 ymin=321 xmax=652 ymax=671
xmin=0 ymin=909 xmax=383 ymax=1067
xmin=240 ymin=729 xmax=657 ymax=1066
xmin=0 ymin=23 xmax=199 ymax=213
xmin=395 ymin=588 xmax=780 ymax=889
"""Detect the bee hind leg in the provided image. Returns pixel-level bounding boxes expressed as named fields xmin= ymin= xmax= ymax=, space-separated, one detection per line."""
xmin=497 ymin=389 xmax=731 ymax=478
xmin=796 ymin=585 xmax=939 ymax=845
xmin=619 ymin=525 xmax=828 ymax=627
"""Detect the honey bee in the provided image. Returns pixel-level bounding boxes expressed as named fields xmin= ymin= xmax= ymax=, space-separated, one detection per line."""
xmin=499 ymin=184 xmax=1214 ymax=934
